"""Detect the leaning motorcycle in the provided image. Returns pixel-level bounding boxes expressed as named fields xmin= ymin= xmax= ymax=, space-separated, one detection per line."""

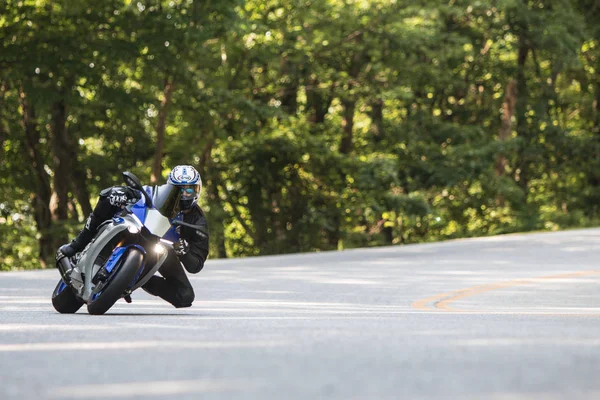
xmin=51 ymin=171 xmax=201 ymax=315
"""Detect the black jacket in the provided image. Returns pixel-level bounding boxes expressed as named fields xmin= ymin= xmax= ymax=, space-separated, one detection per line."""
xmin=173 ymin=205 xmax=209 ymax=273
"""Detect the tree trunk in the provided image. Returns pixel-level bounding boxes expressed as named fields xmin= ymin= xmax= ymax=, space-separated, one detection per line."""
xmin=207 ymin=183 xmax=228 ymax=259
xmin=50 ymin=98 xmax=92 ymax=219
xmin=327 ymin=95 xmax=357 ymax=255
xmin=50 ymin=99 xmax=70 ymax=222
xmin=496 ymin=79 xmax=518 ymax=206
xmin=0 ymin=123 xmax=5 ymax=161
xmin=516 ymin=39 xmax=528 ymax=129
xmin=68 ymin=195 xmax=80 ymax=221
xmin=594 ymin=79 xmax=600 ymax=130
xmin=0 ymin=126 xmax=4 ymax=158
xmin=0 ymin=81 xmax=6 ymax=159
xmin=369 ymin=98 xmax=384 ymax=143
xmin=70 ymin=160 xmax=93 ymax=217
xmin=198 ymin=136 xmax=215 ymax=173
xmin=20 ymin=89 xmax=54 ymax=266
xmin=587 ymin=72 xmax=600 ymax=194
xmin=496 ymin=79 xmax=517 ymax=177
xmin=279 ymin=56 xmax=298 ymax=115
xmin=515 ymin=37 xmax=530 ymax=194
xmin=151 ymin=77 xmax=175 ymax=184
xmin=339 ymin=34 xmax=363 ymax=154
xmin=339 ymin=98 xmax=356 ymax=154
xmin=306 ymin=77 xmax=333 ymax=125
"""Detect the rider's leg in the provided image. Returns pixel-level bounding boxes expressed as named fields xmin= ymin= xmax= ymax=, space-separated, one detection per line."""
xmin=59 ymin=213 xmax=101 ymax=257
xmin=142 ymin=255 xmax=195 ymax=308
xmin=60 ymin=188 xmax=122 ymax=257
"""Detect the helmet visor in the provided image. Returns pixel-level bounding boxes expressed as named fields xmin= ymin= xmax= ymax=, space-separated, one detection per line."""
xmin=180 ymin=185 xmax=200 ymax=199
xmin=179 ymin=184 xmax=200 ymax=210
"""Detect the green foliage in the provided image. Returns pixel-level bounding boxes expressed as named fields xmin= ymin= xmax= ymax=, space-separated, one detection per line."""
xmin=0 ymin=199 xmax=38 ymax=271
xmin=1 ymin=0 xmax=600 ymax=270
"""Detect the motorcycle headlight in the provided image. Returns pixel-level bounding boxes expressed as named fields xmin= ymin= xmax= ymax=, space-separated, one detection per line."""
xmin=127 ymin=225 xmax=140 ymax=234
xmin=154 ymin=243 xmax=167 ymax=255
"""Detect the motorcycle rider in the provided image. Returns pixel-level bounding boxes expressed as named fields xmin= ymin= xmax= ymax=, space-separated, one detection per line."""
xmin=59 ymin=165 xmax=209 ymax=308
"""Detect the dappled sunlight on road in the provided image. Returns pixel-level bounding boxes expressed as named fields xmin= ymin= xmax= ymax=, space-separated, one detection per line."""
xmin=47 ymin=379 xmax=263 ymax=398
xmin=0 ymin=340 xmax=288 ymax=352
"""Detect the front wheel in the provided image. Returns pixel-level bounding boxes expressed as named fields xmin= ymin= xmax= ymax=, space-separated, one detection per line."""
xmin=87 ymin=248 xmax=144 ymax=315
xmin=52 ymin=280 xmax=84 ymax=314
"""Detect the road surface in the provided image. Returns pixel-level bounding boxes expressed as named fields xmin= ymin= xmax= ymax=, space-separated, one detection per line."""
xmin=1 ymin=229 xmax=600 ymax=399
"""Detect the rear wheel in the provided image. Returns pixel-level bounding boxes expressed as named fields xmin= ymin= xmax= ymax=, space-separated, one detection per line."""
xmin=52 ymin=280 xmax=84 ymax=314
xmin=87 ymin=248 xmax=144 ymax=315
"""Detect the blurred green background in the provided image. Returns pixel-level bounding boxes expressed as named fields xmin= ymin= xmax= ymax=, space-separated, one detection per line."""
xmin=1 ymin=0 xmax=600 ymax=270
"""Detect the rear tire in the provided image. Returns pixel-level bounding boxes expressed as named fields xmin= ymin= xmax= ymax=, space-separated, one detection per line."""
xmin=52 ymin=280 xmax=84 ymax=314
xmin=87 ymin=248 xmax=144 ymax=315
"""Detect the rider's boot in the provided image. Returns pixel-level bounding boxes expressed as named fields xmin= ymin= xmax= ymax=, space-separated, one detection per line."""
xmin=60 ymin=213 xmax=100 ymax=257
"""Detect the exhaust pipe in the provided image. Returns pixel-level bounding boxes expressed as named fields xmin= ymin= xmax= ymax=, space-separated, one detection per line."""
xmin=55 ymin=249 xmax=73 ymax=284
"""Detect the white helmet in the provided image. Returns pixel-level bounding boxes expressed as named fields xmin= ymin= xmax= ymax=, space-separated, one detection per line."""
xmin=166 ymin=165 xmax=202 ymax=210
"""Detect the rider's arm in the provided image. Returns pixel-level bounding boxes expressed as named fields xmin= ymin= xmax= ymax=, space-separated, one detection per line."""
xmin=177 ymin=214 xmax=209 ymax=274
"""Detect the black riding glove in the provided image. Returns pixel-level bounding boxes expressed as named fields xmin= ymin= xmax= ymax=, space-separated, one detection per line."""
xmin=107 ymin=187 xmax=141 ymax=207
xmin=173 ymin=238 xmax=189 ymax=256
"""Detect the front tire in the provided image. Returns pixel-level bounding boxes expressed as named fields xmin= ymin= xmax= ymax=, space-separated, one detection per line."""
xmin=52 ymin=280 xmax=84 ymax=314
xmin=87 ymin=248 xmax=144 ymax=315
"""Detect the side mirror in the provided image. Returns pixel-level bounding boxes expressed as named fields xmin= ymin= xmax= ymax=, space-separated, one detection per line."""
xmin=122 ymin=171 xmax=153 ymax=208
xmin=123 ymin=171 xmax=143 ymax=190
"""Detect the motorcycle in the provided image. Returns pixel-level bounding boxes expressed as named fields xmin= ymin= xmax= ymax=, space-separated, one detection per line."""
xmin=52 ymin=171 xmax=201 ymax=315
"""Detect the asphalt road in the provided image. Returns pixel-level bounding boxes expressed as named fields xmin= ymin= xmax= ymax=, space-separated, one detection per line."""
xmin=1 ymin=229 xmax=600 ymax=400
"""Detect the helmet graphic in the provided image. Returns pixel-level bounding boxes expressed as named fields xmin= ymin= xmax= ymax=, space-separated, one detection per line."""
xmin=167 ymin=165 xmax=202 ymax=186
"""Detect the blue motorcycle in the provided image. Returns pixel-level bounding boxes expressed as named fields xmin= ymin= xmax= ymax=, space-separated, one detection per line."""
xmin=52 ymin=172 xmax=199 ymax=315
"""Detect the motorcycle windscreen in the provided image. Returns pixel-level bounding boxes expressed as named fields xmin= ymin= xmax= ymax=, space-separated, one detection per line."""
xmin=153 ymin=183 xmax=180 ymax=219
xmin=144 ymin=209 xmax=172 ymax=237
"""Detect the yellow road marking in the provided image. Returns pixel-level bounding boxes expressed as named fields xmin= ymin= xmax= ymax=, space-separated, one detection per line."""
xmin=411 ymin=288 xmax=475 ymax=311
xmin=411 ymin=270 xmax=600 ymax=312
xmin=436 ymin=280 xmax=531 ymax=311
